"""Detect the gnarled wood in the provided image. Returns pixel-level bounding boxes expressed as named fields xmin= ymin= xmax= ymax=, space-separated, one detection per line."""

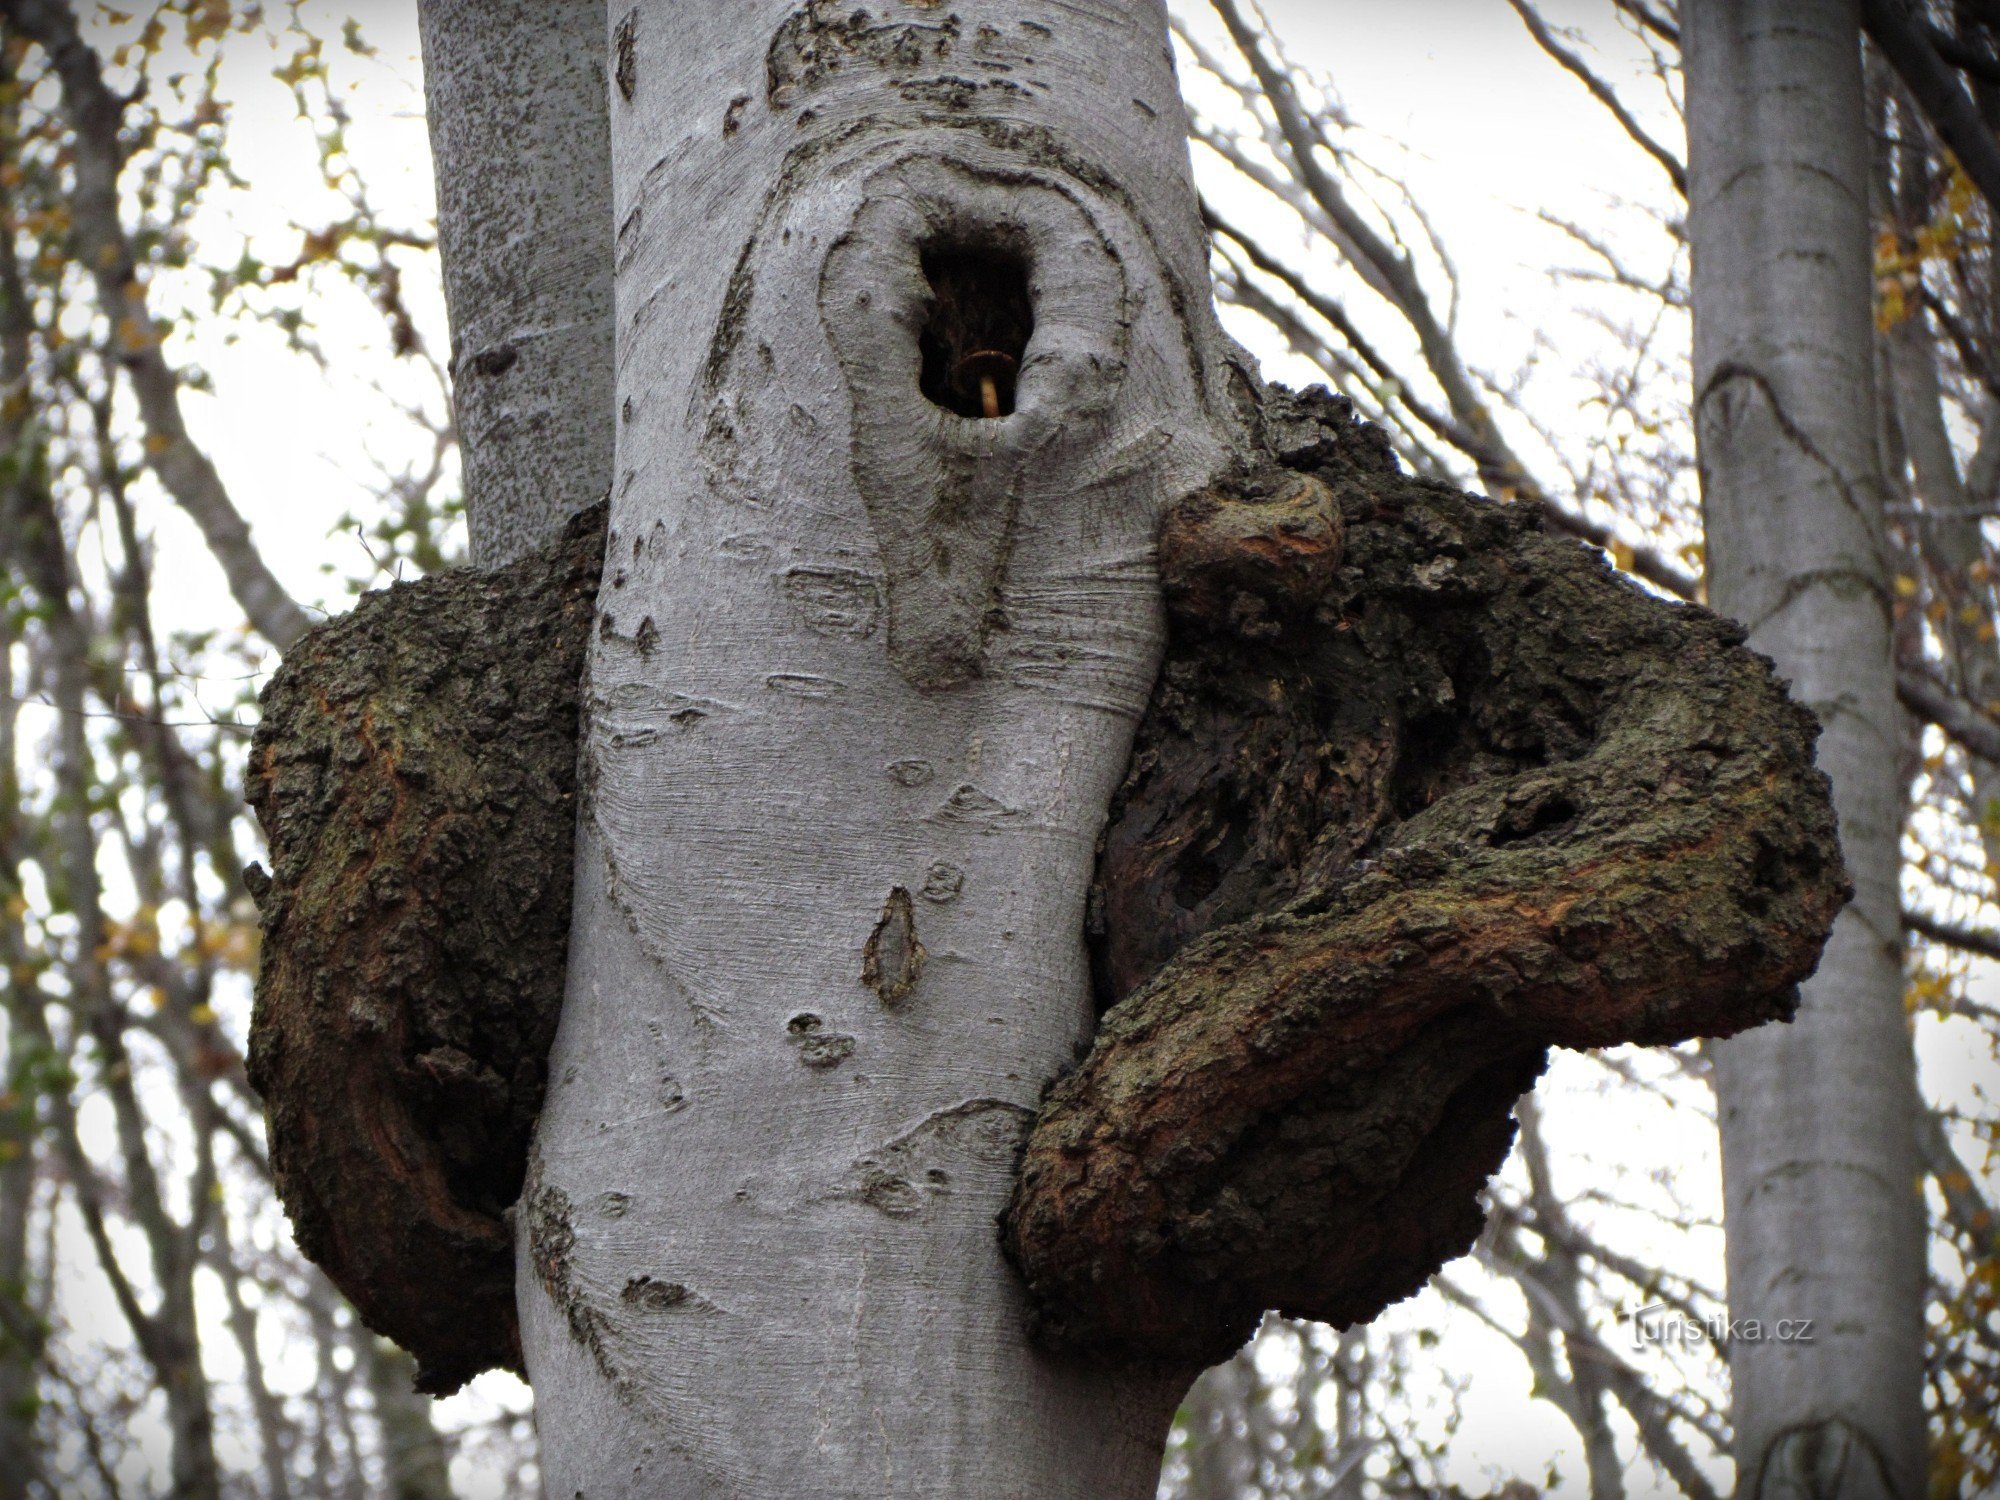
xmin=244 ymin=505 xmax=603 ymax=1394
xmin=1002 ymin=387 xmax=1848 ymax=1367
xmin=246 ymin=387 xmax=1844 ymax=1398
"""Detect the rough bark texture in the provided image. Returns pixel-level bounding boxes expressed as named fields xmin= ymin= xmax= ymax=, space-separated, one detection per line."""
xmin=1686 ymin=4 xmax=1928 ymax=1495
xmin=1001 ymin=385 xmax=1849 ymax=1366
xmin=243 ymin=503 xmax=604 ymax=1395
xmin=245 ymin=384 xmax=1847 ymax=1402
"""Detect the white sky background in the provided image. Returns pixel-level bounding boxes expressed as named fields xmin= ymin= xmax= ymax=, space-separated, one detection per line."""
xmin=64 ymin=0 xmax=1993 ymax=1495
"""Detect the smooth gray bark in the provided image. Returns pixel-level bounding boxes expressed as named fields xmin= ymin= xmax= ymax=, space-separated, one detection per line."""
xmin=515 ymin=2 xmax=1255 ymax=1494
xmin=1684 ymin=4 xmax=1927 ymax=1495
xmin=418 ymin=0 xmax=614 ymax=567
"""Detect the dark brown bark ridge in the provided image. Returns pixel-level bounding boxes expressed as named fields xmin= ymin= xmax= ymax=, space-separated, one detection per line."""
xmin=1000 ymin=386 xmax=1848 ymax=1369
xmin=244 ymin=504 xmax=604 ymax=1395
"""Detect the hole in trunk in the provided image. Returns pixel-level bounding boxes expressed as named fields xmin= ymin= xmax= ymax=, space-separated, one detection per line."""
xmin=918 ymin=240 xmax=1033 ymax=420
xmin=1488 ymin=793 xmax=1579 ymax=848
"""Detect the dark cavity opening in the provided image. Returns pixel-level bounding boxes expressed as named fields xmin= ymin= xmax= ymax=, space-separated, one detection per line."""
xmin=1489 ymin=793 xmax=1579 ymax=848
xmin=918 ymin=240 xmax=1034 ymax=420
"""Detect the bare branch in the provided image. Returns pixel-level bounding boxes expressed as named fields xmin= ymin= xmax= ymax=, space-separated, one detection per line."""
xmin=1897 ymin=663 xmax=2000 ymax=762
xmin=1904 ymin=904 xmax=2000 ymax=961
xmin=1923 ymin=20 xmax=2000 ymax=84
xmin=1613 ymin=0 xmax=1681 ymax=46
xmin=1506 ymin=0 xmax=1687 ymax=194
xmin=1209 ymin=0 xmax=1543 ymax=499
xmin=1206 ymin=206 xmax=1474 ymax=451
xmin=1918 ymin=1106 xmax=2000 ymax=1261
xmin=1540 ymin=211 xmax=1688 ymax=305
xmin=1917 ymin=286 xmax=2000 ymax=408
xmin=9 ymin=0 xmax=311 ymax=650
xmin=1861 ymin=0 xmax=2000 ymax=218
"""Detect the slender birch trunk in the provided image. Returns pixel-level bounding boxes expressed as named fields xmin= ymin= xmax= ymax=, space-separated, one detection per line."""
xmin=1683 ymin=4 xmax=1927 ymax=1494
xmin=502 ymin=2 xmax=1251 ymax=1493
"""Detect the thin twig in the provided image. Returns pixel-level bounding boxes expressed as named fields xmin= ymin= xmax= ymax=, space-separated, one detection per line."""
xmin=1505 ymin=0 xmax=1686 ymax=194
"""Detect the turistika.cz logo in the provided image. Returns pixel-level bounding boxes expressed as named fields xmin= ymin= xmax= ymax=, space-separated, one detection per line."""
xmin=1626 ymin=1302 xmax=1816 ymax=1349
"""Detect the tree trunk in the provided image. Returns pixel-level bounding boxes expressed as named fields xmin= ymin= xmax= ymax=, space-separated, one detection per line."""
xmin=365 ymin=1339 xmax=455 ymax=1500
xmin=0 ymin=212 xmax=45 ymax=1500
xmin=518 ymin=1 xmax=1250 ymax=1493
xmin=1683 ymin=4 xmax=1927 ymax=1495
xmin=418 ymin=0 xmax=614 ymax=568
xmin=258 ymin=5 xmax=1851 ymax=1492
xmin=1179 ymin=1355 xmax=1258 ymax=1500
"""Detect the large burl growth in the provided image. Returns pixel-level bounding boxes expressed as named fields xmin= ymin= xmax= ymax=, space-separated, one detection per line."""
xmin=246 ymin=388 xmax=1845 ymax=1389
xmin=1002 ymin=388 xmax=1846 ymax=1365
xmin=245 ymin=505 xmax=603 ymax=1394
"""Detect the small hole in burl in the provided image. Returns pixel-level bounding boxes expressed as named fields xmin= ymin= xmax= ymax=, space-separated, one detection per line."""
xmin=917 ymin=239 xmax=1034 ymax=420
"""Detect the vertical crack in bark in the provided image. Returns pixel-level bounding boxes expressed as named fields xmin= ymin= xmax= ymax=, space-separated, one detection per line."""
xmin=614 ymin=9 xmax=638 ymax=104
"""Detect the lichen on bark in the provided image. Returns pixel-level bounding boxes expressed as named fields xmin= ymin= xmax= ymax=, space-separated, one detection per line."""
xmin=1001 ymin=386 xmax=1849 ymax=1368
xmin=244 ymin=504 xmax=604 ymax=1395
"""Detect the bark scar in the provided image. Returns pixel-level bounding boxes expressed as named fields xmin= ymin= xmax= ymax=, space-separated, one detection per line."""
xmin=862 ymin=886 xmax=926 ymax=1005
xmin=817 ymin=154 xmax=1129 ymax=690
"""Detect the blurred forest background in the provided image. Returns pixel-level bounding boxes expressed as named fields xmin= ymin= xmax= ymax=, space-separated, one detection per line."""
xmin=0 ymin=1 xmax=1994 ymax=1496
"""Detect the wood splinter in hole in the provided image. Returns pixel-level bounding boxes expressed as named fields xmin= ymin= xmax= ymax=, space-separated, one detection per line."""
xmin=953 ymin=349 xmax=1018 ymax=420
xmin=917 ymin=241 xmax=1033 ymax=420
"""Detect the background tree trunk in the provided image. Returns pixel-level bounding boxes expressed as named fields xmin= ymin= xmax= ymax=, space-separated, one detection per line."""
xmin=1180 ymin=1355 xmax=1259 ymax=1500
xmin=514 ymin=1 xmax=1254 ymax=1493
xmin=418 ymin=0 xmax=614 ymax=568
xmin=1684 ymin=3 xmax=1928 ymax=1494
xmin=365 ymin=1340 xmax=455 ymax=1500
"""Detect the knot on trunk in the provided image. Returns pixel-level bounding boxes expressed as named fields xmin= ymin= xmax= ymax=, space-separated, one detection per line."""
xmin=1001 ymin=385 xmax=1848 ymax=1368
xmin=816 ymin=152 xmax=1129 ymax=690
xmin=244 ymin=503 xmax=605 ymax=1395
